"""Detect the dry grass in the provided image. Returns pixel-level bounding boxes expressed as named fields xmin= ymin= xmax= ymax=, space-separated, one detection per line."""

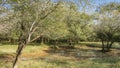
xmin=0 ymin=42 xmax=120 ymax=68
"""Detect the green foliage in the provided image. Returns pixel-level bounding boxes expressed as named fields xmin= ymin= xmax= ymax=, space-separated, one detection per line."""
xmin=0 ymin=0 xmax=93 ymax=44
xmin=66 ymin=11 xmax=92 ymax=42
xmin=100 ymin=2 xmax=120 ymax=13
xmin=94 ymin=2 xmax=120 ymax=52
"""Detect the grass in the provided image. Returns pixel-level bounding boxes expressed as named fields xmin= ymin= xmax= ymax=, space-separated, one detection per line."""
xmin=0 ymin=42 xmax=120 ymax=68
xmin=1 ymin=57 xmax=120 ymax=68
xmin=79 ymin=42 xmax=120 ymax=49
xmin=0 ymin=44 xmax=48 ymax=54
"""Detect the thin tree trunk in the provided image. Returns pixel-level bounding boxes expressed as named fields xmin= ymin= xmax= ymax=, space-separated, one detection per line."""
xmin=47 ymin=38 xmax=49 ymax=44
xmin=101 ymin=39 xmax=105 ymax=52
xmin=106 ymin=41 xmax=110 ymax=52
xmin=41 ymin=36 xmax=44 ymax=45
xmin=107 ymin=41 xmax=114 ymax=51
xmin=69 ymin=38 xmax=72 ymax=46
xmin=13 ymin=41 xmax=26 ymax=68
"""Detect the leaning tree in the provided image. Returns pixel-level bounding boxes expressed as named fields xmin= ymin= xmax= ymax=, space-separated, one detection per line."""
xmin=5 ymin=0 xmax=61 ymax=68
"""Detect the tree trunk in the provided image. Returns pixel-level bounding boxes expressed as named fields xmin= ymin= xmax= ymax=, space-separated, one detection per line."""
xmin=13 ymin=41 xmax=26 ymax=68
xmin=106 ymin=41 xmax=109 ymax=49
xmin=107 ymin=41 xmax=114 ymax=52
xmin=47 ymin=38 xmax=50 ymax=44
xmin=69 ymin=38 xmax=72 ymax=46
xmin=41 ymin=37 xmax=44 ymax=45
xmin=101 ymin=39 xmax=105 ymax=53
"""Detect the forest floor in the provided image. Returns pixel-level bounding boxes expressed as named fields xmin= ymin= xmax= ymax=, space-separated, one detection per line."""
xmin=0 ymin=42 xmax=120 ymax=68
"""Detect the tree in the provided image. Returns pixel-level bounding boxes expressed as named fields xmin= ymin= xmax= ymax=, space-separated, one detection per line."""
xmin=65 ymin=2 xmax=92 ymax=47
xmin=35 ymin=2 xmax=69 ymax=44
xmin=94 ymin=2 xmax=120 ymax=52
xmin=5 ymin=0 xmax=61 ymax=68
